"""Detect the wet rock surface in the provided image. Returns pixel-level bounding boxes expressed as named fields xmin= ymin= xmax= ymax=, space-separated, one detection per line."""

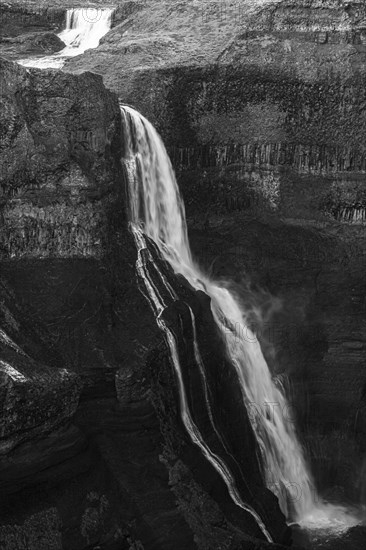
xmin=139 ymin=238 xmax=292 ymax=546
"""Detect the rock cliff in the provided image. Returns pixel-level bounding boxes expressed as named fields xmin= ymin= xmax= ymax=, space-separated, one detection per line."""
xmin=1 ymin=0 xmax=366 ymax=547
xmin=0 ymin=58 xmax=292 ymax=549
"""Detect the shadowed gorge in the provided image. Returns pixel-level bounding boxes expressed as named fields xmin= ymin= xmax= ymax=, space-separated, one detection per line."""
xmin=1 ymin=1 xmax=366 ymax=549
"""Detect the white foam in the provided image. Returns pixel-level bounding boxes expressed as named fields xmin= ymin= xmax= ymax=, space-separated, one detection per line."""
xmin=18 ymin=8 xmax=113 ymax=69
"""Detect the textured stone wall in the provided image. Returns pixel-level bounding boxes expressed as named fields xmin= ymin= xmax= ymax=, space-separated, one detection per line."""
xmin=0 ymin=59 xmax=123 ymax=259
xmin=0 ymin=3 xmax=64 ymax=38
xmin=114 ymin=63 xmax=366 ymax=224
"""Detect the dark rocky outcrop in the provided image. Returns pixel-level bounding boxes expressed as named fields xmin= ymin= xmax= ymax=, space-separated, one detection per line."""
xmin=0 ymin=277 xmax=81 ymax=460
xmin=0 ymin=57 xmax=122 ymax=259
xmin=0 ymin=3 xmax=64 ymax=39
xmin=0 ymin=32 xmax=65 ymax=59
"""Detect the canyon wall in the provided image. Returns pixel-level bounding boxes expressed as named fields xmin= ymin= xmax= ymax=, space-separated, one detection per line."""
xmin=2 ymin=0 xmax=366 ymax=546
xmin=63 ymin=0 xmax=366 ymax=512
xmin=0 ymin=58 xmax=290 ymax=549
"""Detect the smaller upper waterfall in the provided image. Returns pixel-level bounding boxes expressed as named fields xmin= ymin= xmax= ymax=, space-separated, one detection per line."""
xmin=18 ymin=8 xmax=113 ymax=69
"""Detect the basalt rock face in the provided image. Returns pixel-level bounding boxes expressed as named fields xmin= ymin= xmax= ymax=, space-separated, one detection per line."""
xmin=0 ymin=57 xmax=122 ymax=259
xmin=64 ymin=0 xmax=366 ymax=519
xmin=0 ymin=58 xmax=129 ymax=550
xmin=0 ymin=277 xmax=80 ymax=459
xmin=0 ymin=3 xmax=64 ymax=39
xmin=0 ymin=60 xmax=144 ymax=549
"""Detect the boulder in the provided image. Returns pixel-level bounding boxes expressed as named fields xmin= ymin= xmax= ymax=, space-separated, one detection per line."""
xmin=1 ymin=31 xmax=65 ymax=57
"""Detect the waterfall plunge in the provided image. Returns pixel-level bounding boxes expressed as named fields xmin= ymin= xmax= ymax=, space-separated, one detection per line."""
xmin=121 ymin=104 xmax=360 ymax=537
xmin=18 ymin=8 xmax=113 ymax=69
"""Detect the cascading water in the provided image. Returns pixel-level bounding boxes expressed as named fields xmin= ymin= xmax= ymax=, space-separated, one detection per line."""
xmin=18 ymin=8 xmax=113 ymax=69
xmin=132 ymin=226 xmax=273 ymax=542
xmin=120 ymin=104 xmax=361 ymax=538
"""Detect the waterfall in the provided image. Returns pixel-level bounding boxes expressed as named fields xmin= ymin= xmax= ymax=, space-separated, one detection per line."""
xmin=337 ymin=206 xmax=366 ymax=224
xmin=121 ymin=105 xmax=360 ymax=536
xmin=18 ymin=8 xmax=113 ymax=69
xmin=132 ymin=226 xmax=273 ymax=542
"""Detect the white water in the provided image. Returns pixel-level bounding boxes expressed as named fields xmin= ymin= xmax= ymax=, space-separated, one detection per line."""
xmin=121 ymin=105 xmax=361 ymax=536
xmin=18 ymin=8 xmax=113 ymax=69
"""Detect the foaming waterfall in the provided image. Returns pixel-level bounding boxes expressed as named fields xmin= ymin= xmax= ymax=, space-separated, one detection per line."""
xmin=18 ymin=8 xmax=113 ymax=69
xmin=121 ymin=104 xmax=360 ymax=535
xmin=336 ymin=206 xmax=366 ymax=224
